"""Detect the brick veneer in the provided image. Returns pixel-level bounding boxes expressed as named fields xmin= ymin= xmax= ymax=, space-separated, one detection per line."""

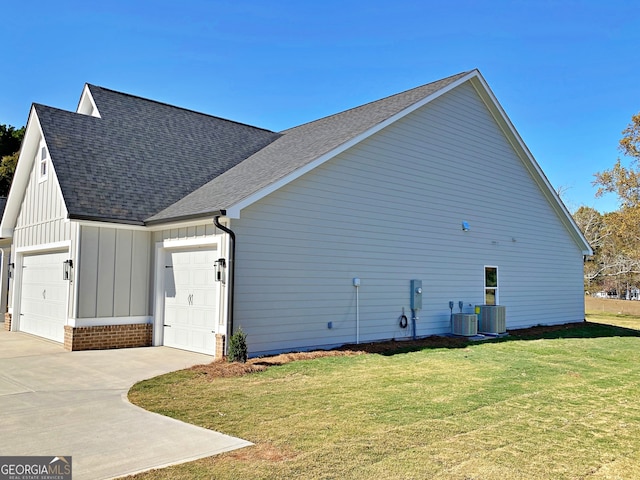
xmin=64 ymin=324 xmax=153 ymax=351
xmin=215 ymin=333 xmax=226 ymax=358
xmin=4 ymin=312 xmax=11 ymax=331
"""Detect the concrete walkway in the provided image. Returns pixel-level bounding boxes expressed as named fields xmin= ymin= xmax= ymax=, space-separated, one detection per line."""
xmin=0 ymin=330 xmax=252 ymax=479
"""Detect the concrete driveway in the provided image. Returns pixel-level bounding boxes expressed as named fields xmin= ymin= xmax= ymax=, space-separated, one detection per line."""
xmin=0 ymin=330 xmax=251 ymax=479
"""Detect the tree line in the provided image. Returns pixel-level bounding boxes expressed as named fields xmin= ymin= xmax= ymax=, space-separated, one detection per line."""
xmin=574 ymin=113 xmax=640 ymax=298
xmin=0 ymin=124 xmax=24 ymax=197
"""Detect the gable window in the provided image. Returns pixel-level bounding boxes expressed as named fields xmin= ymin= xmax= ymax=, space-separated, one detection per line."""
xmin=484 ymin=266 xmax=498 ymax=305
xmin=39 ymin=143 xmax=48 ymax=181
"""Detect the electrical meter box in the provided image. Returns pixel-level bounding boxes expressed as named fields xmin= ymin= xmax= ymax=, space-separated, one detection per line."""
xmin=410 ymin=279 xmax=423 ymax=310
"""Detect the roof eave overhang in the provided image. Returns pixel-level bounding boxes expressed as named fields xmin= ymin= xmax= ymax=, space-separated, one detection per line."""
xmin=68 ymin=213 xmax=145 ymax=226
xmin=144 ymin=210 xmax=225 ymax=227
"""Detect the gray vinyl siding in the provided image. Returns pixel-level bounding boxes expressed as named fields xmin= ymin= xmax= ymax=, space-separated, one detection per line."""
xmin=13 ymin=151 xmax=70 ymax=248
xmin=77 ymin=225 xmax=150 ymax=318
xmin=233 ymin=82 xmax=585 ymax=356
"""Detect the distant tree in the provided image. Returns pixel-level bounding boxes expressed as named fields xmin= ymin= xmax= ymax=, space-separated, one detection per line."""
xmin=619 ymin=112 xmax=640 ymax=160
xmin=0 ymin=124 xmax=25 ymax=196
xmin=574 ymin=204 xmax=640 ymax=296
xmin=0 ymin=151 xmax=19 ymax=196
xmin=588 ymin=113 xmax=640 ymax=297
xmin=594 ymin=112 xmax=640 ymax=208
xmin=573 ymin=206 xmax=607 ymax=251
xmin=0 ymin=124 xmax=25 ymax=159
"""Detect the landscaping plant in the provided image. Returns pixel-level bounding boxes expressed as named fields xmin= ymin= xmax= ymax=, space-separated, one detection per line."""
xmin=227 ymin=326 xmax=248 ymax=363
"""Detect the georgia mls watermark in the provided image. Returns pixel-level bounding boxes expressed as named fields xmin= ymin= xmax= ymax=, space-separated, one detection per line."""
xmin=0 ymin=456 xmax=71 ymax=480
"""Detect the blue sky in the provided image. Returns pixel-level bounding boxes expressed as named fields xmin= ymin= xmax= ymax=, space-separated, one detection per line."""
xmin=2 ymin=0 xmax=638 ymax=213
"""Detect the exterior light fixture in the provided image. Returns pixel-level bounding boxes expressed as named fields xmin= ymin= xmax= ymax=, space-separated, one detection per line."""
xmin=462 ymin=221 xmax=470 ymax=231
xmin=214 ymin=258 xmax=227 ymax=284
xmin=62 ymin=259 xmax=73 ymax=281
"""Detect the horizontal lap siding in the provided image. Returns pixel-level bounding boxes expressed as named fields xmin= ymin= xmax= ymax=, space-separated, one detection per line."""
xmin=234 ymin=83 xmax=584 ymax=355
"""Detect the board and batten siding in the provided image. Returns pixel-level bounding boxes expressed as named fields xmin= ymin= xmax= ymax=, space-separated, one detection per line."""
xmin=232 ymin=81 xmax=585 ymax=356
xmin=13 ymin=147 xmax=71 ymax=248
xmin=152 ymin=223 xmax=219 ymax=243
xmin=11 ymin=147 xmax=75 ymax=314
xmin=77 ymin=225 xmax=150 ymax=318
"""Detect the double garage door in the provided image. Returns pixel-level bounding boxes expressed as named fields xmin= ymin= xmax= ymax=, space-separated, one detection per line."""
xmin=163 ymin=247 xmax=218 ymax=355
xmin=19 ymin=251 xmax=68 ymax=343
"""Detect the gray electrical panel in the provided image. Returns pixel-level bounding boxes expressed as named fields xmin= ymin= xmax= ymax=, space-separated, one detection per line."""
xmin=410 ymin=279 xmax=423 ymax=310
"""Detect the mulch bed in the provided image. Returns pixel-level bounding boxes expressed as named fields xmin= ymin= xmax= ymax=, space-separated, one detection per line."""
xmin=189 ymin=323 xmax=586 ymax=380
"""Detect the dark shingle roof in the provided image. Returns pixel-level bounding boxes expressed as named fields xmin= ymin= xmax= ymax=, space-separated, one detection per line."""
xmin=37 ymin=86 xmax=281 ymax=224
xmin=146 ymin=71 xmax=471 ymax=223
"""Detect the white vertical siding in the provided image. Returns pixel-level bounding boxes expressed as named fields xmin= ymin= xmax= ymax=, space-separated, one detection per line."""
xmin=10 ymin=145 xmax=75 ymax=316
xmin=77 ymin=225 xmax=150 ymax=318
xmin=153 ymin=223 xmax=217 ymax=243
xmin=233 ymin=82 xmax=585 ymax=356
xmin=14 ymin=149 xmax=70 ymax=248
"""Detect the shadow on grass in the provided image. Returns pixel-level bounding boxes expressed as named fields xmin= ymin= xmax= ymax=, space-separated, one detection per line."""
xmin=338 ymin=321 xmax=640 ymax=357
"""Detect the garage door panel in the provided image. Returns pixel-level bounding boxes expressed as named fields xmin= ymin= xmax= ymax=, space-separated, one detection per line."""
xmin=20 ymin=251 xmax=68 ymax=343
xmin=163 ymin=247 xmax=218 ymax=355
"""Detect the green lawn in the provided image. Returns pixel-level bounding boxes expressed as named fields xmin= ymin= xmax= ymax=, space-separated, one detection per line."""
xmin=128 ymin=320 xmax=640 ymax=479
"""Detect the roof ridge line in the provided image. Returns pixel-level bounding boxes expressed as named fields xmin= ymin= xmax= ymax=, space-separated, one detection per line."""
xmin=280 ymin=70 xmax=473 ymax=133
xmin=86 ymin=84 xmax=279 ymax=134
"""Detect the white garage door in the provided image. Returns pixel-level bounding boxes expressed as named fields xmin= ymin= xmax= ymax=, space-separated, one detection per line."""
xmin=19 ymin=251 xmax=69 ymax=343
xmin=163 ymin=247 xmax=218 ymax=354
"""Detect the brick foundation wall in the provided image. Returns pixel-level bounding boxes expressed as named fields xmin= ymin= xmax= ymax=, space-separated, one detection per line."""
xmin=215 ymin=333 xmax=226 ymax=358
xmin=4 ymin=312 xmax=11 ymax=331
xmin=64 ymin=324 xmax=153 ymax=351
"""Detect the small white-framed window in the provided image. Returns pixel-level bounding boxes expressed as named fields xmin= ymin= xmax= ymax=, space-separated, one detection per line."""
xmin=38 ymin=142 xmax=48 ymax=181
xmin=484 ymin=266 xmax=498 ymax=305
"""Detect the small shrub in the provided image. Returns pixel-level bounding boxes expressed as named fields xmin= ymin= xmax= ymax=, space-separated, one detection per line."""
xmin=228 ymin=327 xmax=248 ymax=363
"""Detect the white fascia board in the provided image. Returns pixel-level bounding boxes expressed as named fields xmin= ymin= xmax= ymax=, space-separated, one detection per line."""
xmin=224 ymin=70 xmax=480 ymax=219
xmin=76 ymin=84 xmax=101 ymax=117
xmin=74 ymin=218 xmax=149 ymax=231
xmin=469 ymin=73 xmax=593 ymax=256
xmin=0 ymin=107 xmax=44 ymax=237
xmin=77 ymin=215 xmax=216 ymax=233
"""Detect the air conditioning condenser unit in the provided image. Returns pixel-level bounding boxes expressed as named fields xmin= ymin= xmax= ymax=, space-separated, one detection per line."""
xmin=452 ymin=313 xmax=478 ymax=336
xmin=476 ymin=305 xmax=506 ymax=334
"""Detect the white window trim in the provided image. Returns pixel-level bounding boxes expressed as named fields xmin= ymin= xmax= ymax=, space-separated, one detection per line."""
xmin=38 ymin=140 xmax=48 ymax=183
xmin=484 ymin=265 xmax=499 ymax=305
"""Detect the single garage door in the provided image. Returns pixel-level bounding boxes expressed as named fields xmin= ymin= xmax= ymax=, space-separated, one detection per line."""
xmin=163 ymin=247 xmax=218 ymax=354
xmin=19 ymin=251 xmax=69 ymax=343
